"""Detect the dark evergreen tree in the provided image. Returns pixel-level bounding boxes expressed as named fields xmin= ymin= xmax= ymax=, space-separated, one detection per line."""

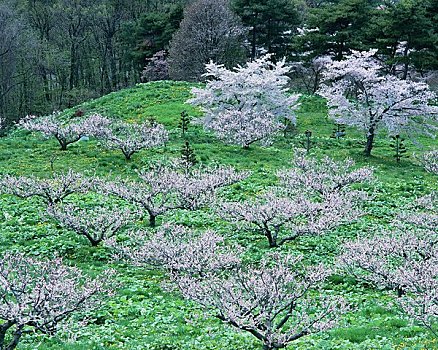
xmin=232 ymin=0 xmax=305 ymax=59
xmin=390 ymin=134 xmax=408 ymax=163
xmin=178 ymin=110 xmax=191 ymax=137
xmin=292 ymin=0 xmax=374 ymax=61
xmin=366 ymin=0 xmax=438 ymax=78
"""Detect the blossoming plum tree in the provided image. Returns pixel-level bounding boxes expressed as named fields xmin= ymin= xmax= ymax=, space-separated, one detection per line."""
xmin=98 ymin=161 xmax=249 ymax=226
xmin=46 ymin=204 xmax=137 ymax=246
xmin=319 ymin=50 xmax=438 ymax=156
xmin=188 ymin=55 xmax=301 ymax=148
xmin=107 ymin=224 xmax=242 ymax=275
xmin=0 ymin=253 xmax=113 ymax=350
xmin=19 ymin=113 xmax=110 ymax=150
xmin=109 ymin=224 xmax=348 ymax=350
xmin=219 ymin=152 xmax=373 ymax=247
xmin=0 ymin=170 xmax=95 ymax=205
xmin=338 ymin=229 xmax=437 ymax=332
xmin=173 ymin=254 xmax=348 ymax=350
xmin=101 ymin=120 xmax=168 ymax=160
xmin=338 ymin=193 xmax=437 ymax=333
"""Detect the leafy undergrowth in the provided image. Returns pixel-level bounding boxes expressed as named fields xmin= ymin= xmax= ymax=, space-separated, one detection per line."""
xmin=0 ymin=81 xmax=437 ymax=349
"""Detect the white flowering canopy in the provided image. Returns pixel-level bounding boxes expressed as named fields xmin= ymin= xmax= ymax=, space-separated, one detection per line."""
xmin=188 ymin=55 xmax=301 ymax=147
xmin=319 ymin=50 xmax=438 ymax=155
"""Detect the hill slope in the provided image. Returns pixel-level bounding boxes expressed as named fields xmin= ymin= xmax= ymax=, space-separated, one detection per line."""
xmin=0 ymin=81 xmax=436 ymax=350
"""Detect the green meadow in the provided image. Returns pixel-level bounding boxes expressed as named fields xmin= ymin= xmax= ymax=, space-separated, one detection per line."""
xmin=1 ymin=81 xmax=436 ymax=350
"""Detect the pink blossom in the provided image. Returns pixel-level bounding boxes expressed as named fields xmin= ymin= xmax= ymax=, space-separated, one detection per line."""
xmin=0 ymin=170 xmax=95 ymax=204
xmin=19 ymin=113 xmax=110 ymax=150
xmin=173 ymin=253 xmax=348 ymax=350
xmin=0 ymin=253 xmax=114 ymax=350
xmin=97 ymin=161 xmax=249 ymax=226
xmin=46 ymin=204 xmax=137 ymax=246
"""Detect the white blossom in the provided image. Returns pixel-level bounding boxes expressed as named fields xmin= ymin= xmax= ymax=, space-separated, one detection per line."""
xmin=101 ymin=120 xmax=168 ymax=160
xmin=0 ymin=170 xmax=95 ymax=205
xmin=19 ymin=113 xmax=110 ymax=150
xmin=0 ymin=253 xmax=114 ymax=350
xmin=319 ymin=50 xmax=438 ymax=156
xmin=188 ymin=55 xmax=300 ymax=148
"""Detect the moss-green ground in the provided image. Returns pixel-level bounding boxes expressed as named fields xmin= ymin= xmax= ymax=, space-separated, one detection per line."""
xmin=0 ymin=81 xmax=437 ymax=349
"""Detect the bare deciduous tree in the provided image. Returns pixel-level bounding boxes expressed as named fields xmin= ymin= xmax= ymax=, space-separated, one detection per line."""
xmin=168 ymin=0 xmax=247 ymax=81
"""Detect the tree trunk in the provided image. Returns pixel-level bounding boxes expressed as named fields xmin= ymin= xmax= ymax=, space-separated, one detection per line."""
xmin=263 ymin=345 xmax=281 ymax=350
xmin=364 ymin=127 xmax=375 ymax=156
xmin=266 ymin=233 xmax=278 ymax=248
xmin=122 ymin=150 xmax=133 ymax=161
xmin=4 ymin=326 xmax=23 ymax=350
xmin=60 ymin=141 xmax=68 ymax=151
xmin=0 ymin=321 xmax=14 ymax=349
xmin=90 ymin=239 xmax=100 ymax=247
xmin=149 ymin=213 xmax=156 ymax=227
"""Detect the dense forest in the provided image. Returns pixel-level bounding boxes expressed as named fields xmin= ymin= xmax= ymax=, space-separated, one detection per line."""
xmin=1 ymin=0 xmax=437 ymax=125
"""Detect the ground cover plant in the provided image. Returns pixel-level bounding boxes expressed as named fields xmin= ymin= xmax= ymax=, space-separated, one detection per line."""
xmin=0 ymin=79 xmax=437 ymax=350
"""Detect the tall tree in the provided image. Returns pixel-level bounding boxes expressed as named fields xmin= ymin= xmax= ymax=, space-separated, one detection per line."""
xmin=0 ymin=2 xmax=33 ymax=124
xmin=232 ymin=0 xmax=305 ymax=60
xmin=293 ymin=0 xmax=374 ymax=61
xmin=319 ymin=50 xmax=438 ymax=156
xmin=168 ymin=0 xmax=247 ymax=81
xmin=366 ymin=0 xmax=438 ymax=79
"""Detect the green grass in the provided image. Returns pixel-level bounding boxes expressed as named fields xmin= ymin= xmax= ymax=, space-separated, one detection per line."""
xmin=0 ymin=81 xmax=437 ymax=349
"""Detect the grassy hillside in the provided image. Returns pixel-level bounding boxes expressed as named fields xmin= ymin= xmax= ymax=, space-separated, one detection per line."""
xmin=0 ymin=81 xmax=437 ymax=350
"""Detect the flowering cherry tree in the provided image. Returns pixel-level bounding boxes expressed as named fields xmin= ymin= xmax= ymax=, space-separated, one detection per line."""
xmin=107 ymin=224 xmax=241 ymax=275
xmin=101 ymin=120 xmax=168 ymax=160
xmin=0 ymin=253 xmax=113 ymax=350
xmin=188 ymin=55 xmax=301 ymax=148
xmin=46 ymin=204 xmax=137 ymax=246
xmin=173 ymin=254 xmax=347 ymax=350
xmin=98 ymin=161 xmax=249 ymax=226
xmin=19 ymin=113 xmax=110 ymax=150
xmin=219 ymin=152 xmax=372 ymax=248
xmin=319 ymin=50 xmax=438 ymax=156
xmin=0 ymin=170 xmax=94 ymax=205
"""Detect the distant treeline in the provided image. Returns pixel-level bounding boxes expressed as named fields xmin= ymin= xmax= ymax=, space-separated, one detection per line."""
xmin=1 ymin=0 xmax=436 ymax=124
